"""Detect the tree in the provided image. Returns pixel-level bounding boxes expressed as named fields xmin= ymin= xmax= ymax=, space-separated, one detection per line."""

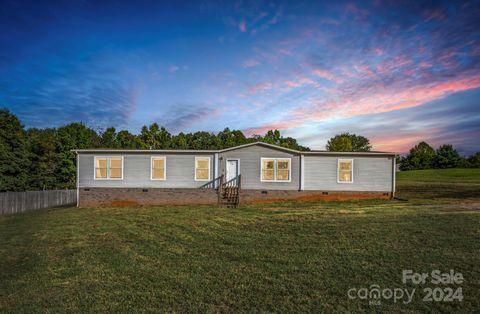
xmin=434 ymin=144 xmax=461 ymax=169
xmin=326 ymin=134 xmax=353 ymax=152
xmin=400 ymin=141 xmax=435 ymax=170
xmin=217 ymin=128 xmax=248 ymax=148
xmin=116 ymin=130 xmax=141 ymax=149
xmin=468 ymin=152 xmax=480 ymax=168
xmin=139 ymin=123 xmax=172 ymax=149
xmin=27 ymin=128 xmax=60 ymax=190
xmin=100 ymin=127 xmax=118 ymax=148
xmin=0 ymin=110 xmax=319 ymax=190
xmin=0 ymin=109 xmax=30 ymax=191
xmin=189 ymin=131 xmax=217 ymax=150
xmin=56 ymin=123 xmax=100 ymax=189
xmin=262 ymin=130 xmax=282 ymax=145
xmin=170 ymin=132 xmax=190 ymax=149
xmin=251 ymin=129 xmax=309 ymax=151
xmin=326 ymin=133 xmax=371 ymax=152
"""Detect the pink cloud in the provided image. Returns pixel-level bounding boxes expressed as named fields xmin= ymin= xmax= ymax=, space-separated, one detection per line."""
xmin=245 ymin=75 xmax=480 ymax=135
xmin=282 ymin=76 xmax=320 ymax=91
xmin=372 ymin=47 xmax=384 ymax=56
xmin=354 ymin=64 xmax=376 ymax=78
xmin=377 ymin=55 xmax=412 ymax=74
xmin=369 ymin=131 xmax=438 ymax=153
xmin=312 ymin=68 xmax=343 ymax=83
xmin=242 ymin=58 xmax=260 ymax=68
xmin=419 ymin=61 xmax=433 ymax=69
xmin=248 ymin=81 xmax=273 ymax=94
xmin=404 ymin=69 xmax=416 ymax=76
xmin=239 ymin=20 xmax=247 ymax=32
xmin=243 ymin=120 xmax=300 ymax=136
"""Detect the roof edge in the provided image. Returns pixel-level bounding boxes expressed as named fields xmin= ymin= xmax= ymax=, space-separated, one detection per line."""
xmin=71 ymin=141 xmax=396 ymax=156
xmin=218 ymin=141 xmax=301 ymax=154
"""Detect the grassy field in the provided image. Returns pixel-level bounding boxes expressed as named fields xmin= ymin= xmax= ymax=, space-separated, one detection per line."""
xmin=0 ymin=169 xmax=479 ymax=313
xmin=396 ymin=168 xmax=480 ymax=202
xmin=397 ymin=168 xmax=480 ymax=183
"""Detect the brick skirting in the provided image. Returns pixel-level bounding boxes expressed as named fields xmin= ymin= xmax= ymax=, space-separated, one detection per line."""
xmin=78 ymin=187 xmax=391 ymax=207
xmin=79 ymin=188 xmax=218 ymax=207
xmin=239 ymin=189 xmax=391 ymax=203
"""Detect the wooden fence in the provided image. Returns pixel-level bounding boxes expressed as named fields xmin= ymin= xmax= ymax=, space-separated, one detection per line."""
xmin=0 ymin=190 xmax=77 ymax=215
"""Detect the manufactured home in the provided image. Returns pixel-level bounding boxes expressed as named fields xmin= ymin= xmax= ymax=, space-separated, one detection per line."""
xmin=73 ymin=142 xmax=396 ymax=207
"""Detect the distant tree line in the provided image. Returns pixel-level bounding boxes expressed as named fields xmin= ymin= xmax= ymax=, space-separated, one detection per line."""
xmin=0 ymin=109 xmax=309 ymax=191
xmin=399 ymin=141 xmax=480 ymax=170
xmin=1 ymin=108 xmax=478 ymax=191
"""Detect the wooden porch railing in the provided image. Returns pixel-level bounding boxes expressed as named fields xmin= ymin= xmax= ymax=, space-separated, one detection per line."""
xmin=199 ymin=174 xmax=241 ymax=207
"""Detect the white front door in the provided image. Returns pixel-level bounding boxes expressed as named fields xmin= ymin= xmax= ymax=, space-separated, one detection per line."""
xmin=226 ymin=159 xmax=239 ymax=181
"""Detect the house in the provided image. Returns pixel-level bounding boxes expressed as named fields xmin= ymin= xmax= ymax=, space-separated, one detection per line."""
xmin=73 ymin=142 xmax=396 ymax=207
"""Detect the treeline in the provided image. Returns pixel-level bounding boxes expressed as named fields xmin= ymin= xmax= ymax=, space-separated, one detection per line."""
xmin=0 ymin=109 xmax=309 ymax=191
xmin=399 ymin=141 xmax=480 ymax=170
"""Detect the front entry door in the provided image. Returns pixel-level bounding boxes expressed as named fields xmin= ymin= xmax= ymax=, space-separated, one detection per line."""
xmin=226 ymin=159 xmax=239 ymax=182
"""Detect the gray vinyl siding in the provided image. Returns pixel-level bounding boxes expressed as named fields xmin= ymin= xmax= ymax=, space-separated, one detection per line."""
xmin=219 ymin=145 xmax=300 ymax=190
xmin=303 ymin=155 xmax=393 ymax=192
xmin=78 ymin=153 xmax=214 ymax=188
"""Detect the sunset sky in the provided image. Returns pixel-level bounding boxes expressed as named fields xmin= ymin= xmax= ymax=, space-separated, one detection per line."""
xmin=1 ymin=0 xmax=479 ymax=154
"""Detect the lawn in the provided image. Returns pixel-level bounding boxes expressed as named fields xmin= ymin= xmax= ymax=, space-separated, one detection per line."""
xmin=0 ymin=171 xmax=479 ymax=313
xmin=397 ymin=168 xmax=480 ymax=183
xmin=396 ymin=168 xmax=480 ymax=202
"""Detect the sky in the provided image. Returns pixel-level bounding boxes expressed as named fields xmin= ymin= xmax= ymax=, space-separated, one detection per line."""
xmin=0 ymin=0 xmax=479 ymax=154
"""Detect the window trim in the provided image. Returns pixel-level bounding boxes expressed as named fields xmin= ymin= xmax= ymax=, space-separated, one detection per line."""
xmin=260 ymin=157 xmax=292 ymax=183
xmin=337 ymin=158 xmax=354 ymax=184
xmin=94 ymin=156 xmax=124 ymax=180
xmin=150 ymin=156 xmax=167 ymax=181
xmin=194 ymin=156 xmax=211 ymax=181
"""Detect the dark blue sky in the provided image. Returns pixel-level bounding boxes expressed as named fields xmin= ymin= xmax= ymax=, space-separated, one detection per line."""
xmin=1 ymin=0 xmax=479 ymax=153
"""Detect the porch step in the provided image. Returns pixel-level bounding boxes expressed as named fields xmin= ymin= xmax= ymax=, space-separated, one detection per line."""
xmin=219 ymin=187 xmax=239 ymax=208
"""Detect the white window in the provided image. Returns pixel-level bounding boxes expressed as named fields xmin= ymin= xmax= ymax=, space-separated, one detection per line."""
xmin=261 ymin=158 xmax=291 ymax=182
xmin=195 ymin=157 xmax=210 ymax=181
xmin=151 ymin=157 xmax=166 ymax=180
xmin=338 ymin=159 xmax=353 ymax=183
xmin=94 ymin=157 xmax=123 ymax=180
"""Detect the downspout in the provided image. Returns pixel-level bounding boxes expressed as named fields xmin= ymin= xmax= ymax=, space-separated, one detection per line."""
xmin=391 ymin=156 xmax=396 ymax=199
xmin=299 ymin=154 xmax=305 ymax=191
xmin=214 ymin=153 xmax=219 ymax=189
xmin=76 ymin=152 xmax=80 ymax=207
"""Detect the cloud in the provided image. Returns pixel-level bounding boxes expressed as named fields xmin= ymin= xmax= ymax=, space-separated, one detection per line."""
xmin=248 ymin=81 xmax=274 ymax=94
xmin=243 ymin=74 xmax=480 ymax=140
xmin=312 ymin=68 xmax=335 ymax=81
xmin=0 ymin=47 xmax=141 ymax=130
xmin=301 ymin=88 xmax=480 ymax=155
xmin=238 ymin=19 xmax=247 ymax=32
xmin=242 ymin=58 xmax=260 ymax=68
xmin=168 ymin=65 xmax=179 ymax=73
xmin=156 ymin=106 xmax=220 ymax=132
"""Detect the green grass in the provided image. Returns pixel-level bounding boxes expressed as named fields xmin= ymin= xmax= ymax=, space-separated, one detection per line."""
xmin=397 ymin=168 xmax=480 ymax=183
xmin=396 ymin=168 xmax=480 ymax=202
xmin=0 ymin=170 xmax=479 ymax=313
